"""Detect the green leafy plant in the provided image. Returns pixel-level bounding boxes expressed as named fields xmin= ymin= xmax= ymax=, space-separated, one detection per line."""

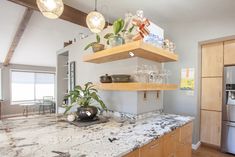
xmin=84 ymin=34 xmax=101 ymax=50
xmin=104 ymin=18 xmax=125 ymax=44
xmin=63 ymin=82 xmax=107 ymax=114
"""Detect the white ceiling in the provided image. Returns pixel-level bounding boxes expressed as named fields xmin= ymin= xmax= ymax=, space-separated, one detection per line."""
xmin=64 ymin=0 xmax=235 ymax=25
xmin=0 ymin=0 xmax=90 ymax=67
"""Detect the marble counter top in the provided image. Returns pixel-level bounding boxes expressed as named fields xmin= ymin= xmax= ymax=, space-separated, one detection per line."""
xmin=0 ymin=112 xmax=193 ymax=157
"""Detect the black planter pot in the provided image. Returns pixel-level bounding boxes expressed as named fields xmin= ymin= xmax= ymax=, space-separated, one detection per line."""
xmin=77 ymin=106 xmax=98 ymax=121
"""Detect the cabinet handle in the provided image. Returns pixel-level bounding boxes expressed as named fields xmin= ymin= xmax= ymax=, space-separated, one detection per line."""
xmin=150 ymin=143 xmax=159 ymax=149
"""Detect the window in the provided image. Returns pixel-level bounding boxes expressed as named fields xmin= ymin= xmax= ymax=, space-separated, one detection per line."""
xmin=11 ymin=70 xmax=55 ymax=103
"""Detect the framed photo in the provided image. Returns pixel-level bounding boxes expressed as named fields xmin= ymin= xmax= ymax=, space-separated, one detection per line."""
xmin=70 ymin=61 xmax=76 ymax=90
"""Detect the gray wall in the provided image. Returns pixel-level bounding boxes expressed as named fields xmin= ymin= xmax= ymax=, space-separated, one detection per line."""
xmin=0 ymin=63 xmax=55 ymax=117
xmin=163 ymin=18 xmax=235 ymax=144
xmin=57 ymin=28 xmax=164 ymax=114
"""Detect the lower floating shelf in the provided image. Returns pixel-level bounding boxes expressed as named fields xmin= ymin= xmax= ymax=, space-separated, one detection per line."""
xmin=94 ymin=83 xmax=178 ymax=91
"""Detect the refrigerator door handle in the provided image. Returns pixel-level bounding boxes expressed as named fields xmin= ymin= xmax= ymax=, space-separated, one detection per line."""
xmin=225 ymin=122 xmax=235 ymax=127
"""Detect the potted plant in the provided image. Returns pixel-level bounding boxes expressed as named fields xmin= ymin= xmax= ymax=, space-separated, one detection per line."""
xmin=104 ymin=18 xmax=125 ymax=47
xmin=84 ymin=34 xmax=104 ymax=52
xmin=64 ymin=82 xmax=107 ymax=121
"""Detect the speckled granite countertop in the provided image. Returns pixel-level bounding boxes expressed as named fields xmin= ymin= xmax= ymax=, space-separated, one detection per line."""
xmin=0 ymin=111 xmax=193 ymax=157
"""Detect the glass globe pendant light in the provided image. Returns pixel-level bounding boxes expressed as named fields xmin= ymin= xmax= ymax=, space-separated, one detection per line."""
xmin=86 ymin=0 xmax=105 ymax=33
xmin=37 ymin=0 xmax=64 ymax=19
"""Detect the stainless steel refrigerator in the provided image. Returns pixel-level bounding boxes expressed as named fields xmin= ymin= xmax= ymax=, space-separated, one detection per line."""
xmin=221 ymin=66 xmax=235 ymax=154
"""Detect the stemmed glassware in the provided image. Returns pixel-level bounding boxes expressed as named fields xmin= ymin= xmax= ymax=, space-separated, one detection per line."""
xmin=134 ymin=65 xmax=171 ymax=84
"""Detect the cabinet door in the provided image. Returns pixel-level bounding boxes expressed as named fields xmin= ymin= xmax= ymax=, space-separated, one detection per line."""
xmin=224 ymin=40 xmax=235 ymax=65
xmin=123 ymin=149 xmax=139 ymax=157
xmin=202 ymin=42 xmax=223 ymax=77
xmin=139 ymin=138 xmax=163 ymax=157
xmin=201 ymin=77 xmax=222 ymax=111
xmin=163 ymin=129 xmax=180 ymax=157
xmin=177 ymin=122 xmax=193 ymax=157
xmin=200 ymin=110 xmax=222 ymax=146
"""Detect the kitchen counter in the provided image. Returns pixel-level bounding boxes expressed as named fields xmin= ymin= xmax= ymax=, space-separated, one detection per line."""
xmin=0 ymin=111 xmax=193 ymax=157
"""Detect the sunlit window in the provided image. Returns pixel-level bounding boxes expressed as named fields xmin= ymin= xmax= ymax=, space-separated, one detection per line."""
xmin=11 ymin=70 xmax=55 ymax=103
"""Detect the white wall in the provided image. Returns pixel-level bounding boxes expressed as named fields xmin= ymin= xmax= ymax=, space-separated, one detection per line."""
xmin=163 ymin=17 xmax=235 ymax=144
xmin=57 ymin=28 xmax=163 ymax=114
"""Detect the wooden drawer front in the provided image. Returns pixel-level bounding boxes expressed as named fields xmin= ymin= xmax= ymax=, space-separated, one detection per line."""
xmin=123 ymin=149 xmax=139 ymax=157
xmin=202 ymin=42 xmax=223 ymax=77
xmin=139 ymin=138 xmax=163 ymax=157
xmin=200 ymin=110 xmax=222 ymax=146
xmin=180 ymin=122 xmax=193 ymax=144
xmin=163 ymin=129 xmax=180 ymax=157
xmin=201 ymin=77 xmax=222 ymax=111
xmin=224 ymin=40 xmax=235 ymax=65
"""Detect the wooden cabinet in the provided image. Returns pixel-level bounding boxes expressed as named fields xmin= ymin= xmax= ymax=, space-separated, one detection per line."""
xmin=224 ymin=40 xmax=235 ymax=65
xmin=139 ymin=138 xmax=163 ymax=157
xmin=177 ymin=122 xmax=193 ymax=157
xmin=124 ymin=149 xmax=139 ymax=157
xmin=123 ymin=122 xmax=193 ymax=157
xmin=201 ymin=77 xmax=222 ymax=111
xmin=202 ymin=42 xmax=223 ymax=77
xmin=163 ymin=129 xmax=180 ymax=157
xmin=200 ymin=110 xmax=222 ymax=146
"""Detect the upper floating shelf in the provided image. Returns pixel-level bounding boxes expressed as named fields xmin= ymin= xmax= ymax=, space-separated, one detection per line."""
xmin=83 ymin=40 xmax=178 ymax=64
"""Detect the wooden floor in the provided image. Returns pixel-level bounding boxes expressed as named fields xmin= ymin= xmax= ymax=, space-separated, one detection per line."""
xmin=192 ymin=146 xmax=235 ymax=157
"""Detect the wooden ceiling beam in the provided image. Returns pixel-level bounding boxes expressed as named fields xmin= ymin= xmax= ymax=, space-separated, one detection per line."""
xmin=8 ymin=0 xmax=88 ymax=27
xmin=3 ymin=8 xmax=33 ymax=66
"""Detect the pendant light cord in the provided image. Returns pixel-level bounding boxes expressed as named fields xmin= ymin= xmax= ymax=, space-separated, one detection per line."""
xmin=95 ymin=0 xmax=97 ymax=11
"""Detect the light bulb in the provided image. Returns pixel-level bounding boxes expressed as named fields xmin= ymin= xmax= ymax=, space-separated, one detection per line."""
xmin=44 ymin=0 xmax=57 ymax=10
xmin=86 ymin=11 xmax=105 ymax=33
xmin=37 ymin=0 xmax=64 ymax=19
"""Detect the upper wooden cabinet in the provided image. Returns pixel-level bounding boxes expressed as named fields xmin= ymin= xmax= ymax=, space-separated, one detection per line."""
xmin=200 ymin=110 xmax=222 ymax=146
xmin=202 ymin=42 xmax=223 ymax=77
xmin=201 ymin=77 xmax=222 ymax=111
xmin=224 ymin=40 xmax=235 ymax=65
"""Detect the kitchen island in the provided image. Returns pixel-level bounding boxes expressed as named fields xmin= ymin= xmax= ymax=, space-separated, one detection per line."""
xmin=0 ymin=111 xmax=193 ymax=157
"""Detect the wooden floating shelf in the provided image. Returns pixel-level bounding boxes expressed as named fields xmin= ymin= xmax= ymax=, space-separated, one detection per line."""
xmin=83 ymin=40 xmax=178 ymax=64
xmin=94 ymin=83 xmax=178 ymax=91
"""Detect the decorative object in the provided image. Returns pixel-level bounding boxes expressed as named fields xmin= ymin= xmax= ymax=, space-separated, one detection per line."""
xmin=180 ymin=68 xmax=195 ymax=90
xmin=104 ymin=18 xmax=125 ymax=47
xmin=84 ymin=34 xmax=104 ymax=52
xmin=127 ymin=10 xmax=164 ymax=47
xmin=64 ymin=82 xmax=107 ymax=121
xmin=111 ymin=75 xmax=131 ymax=83
xmin=69 ymin=61 xmax=76 ymax=91
xmin=67 ymin=114 xmax=76 ymax=122
xmin=36 ymin=0 xmax=64 ymax=19
xmin=100 ymin=74 xmax=112 ymax=83
xmin=163 ymin=39 xmax=176 ymax=53
xmin=169 ymin=41 xmax=176 ymax=52
xmin=162 ymin=39 xmax=170 ymax=51
xmin=122 ymin=13 xmax=135 ymax=43
xmin=86 ymin=0 xmax=105 ymax=33
xmin=64 ymin=40 xmax=72 ymax=47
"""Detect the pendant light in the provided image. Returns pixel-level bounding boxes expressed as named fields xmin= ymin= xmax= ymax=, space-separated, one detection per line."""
xmin=37 ymin=0 xmax=64 ymax=19
xmin=86 ymin=0 xmax=105 ymax=33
